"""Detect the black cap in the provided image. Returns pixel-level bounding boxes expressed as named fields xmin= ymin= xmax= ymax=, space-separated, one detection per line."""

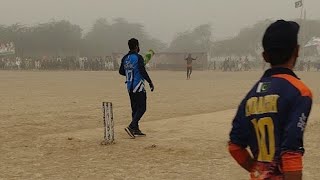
xmin=262 ymin=20 xmax=300 ymax=52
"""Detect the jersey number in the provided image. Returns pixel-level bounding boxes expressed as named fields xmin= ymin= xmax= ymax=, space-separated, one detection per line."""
xmin=126 ymin=70 xmax=133 ymax=82
xmin=251 ymin=117 xmax=275 ymax=162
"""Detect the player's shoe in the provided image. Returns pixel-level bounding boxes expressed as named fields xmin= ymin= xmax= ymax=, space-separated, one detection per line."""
xmin=124 ymin=127 xmax=135 ymax=139
xmin=134 ymin=129 xmax=146 ymax=137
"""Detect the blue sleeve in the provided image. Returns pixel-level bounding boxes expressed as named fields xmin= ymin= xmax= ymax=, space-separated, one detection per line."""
xmin=138 ymin=55 xmax=152 ymax=84
xmin=281 ymin=96 xmax=312 ymax=153
xmin=229 ymin=101 xmax=250 ymax=148
xmin=119 ymin=56 xmax=125 ymax=76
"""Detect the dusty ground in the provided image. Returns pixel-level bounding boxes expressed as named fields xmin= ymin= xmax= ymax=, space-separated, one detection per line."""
xmin=0 ymin=70 xmax=319 ymax=180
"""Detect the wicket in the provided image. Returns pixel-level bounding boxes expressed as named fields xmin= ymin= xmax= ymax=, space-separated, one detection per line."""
xmin=102 ymin=102 xmax=114 ymax=144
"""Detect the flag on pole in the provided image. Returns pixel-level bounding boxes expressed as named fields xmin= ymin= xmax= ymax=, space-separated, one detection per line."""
xmin=295 ymin=0 xmax=303 ymax=8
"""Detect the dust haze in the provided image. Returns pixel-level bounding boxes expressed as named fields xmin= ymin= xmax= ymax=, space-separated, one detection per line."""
xmin=1 ymin=1 xmax=320 ymax=180
xmin=1 ymin=0 xmax=320 ymax=42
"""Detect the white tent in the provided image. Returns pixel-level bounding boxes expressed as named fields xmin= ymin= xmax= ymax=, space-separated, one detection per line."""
xmin=305 ymin=37 xmax=320 ymax=55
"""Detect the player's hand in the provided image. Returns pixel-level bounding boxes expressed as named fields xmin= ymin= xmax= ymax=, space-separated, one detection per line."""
xmin=149 ymin=83 xmax=154 ymax=92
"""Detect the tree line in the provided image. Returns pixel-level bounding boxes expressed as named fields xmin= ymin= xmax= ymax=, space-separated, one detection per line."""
xmin=0 ymin=18 xmax=166 ymax=58
xmin=0 ymin=18 xmax=214 ymax=58
xmin=1 ymin=18 xmax=320 ymax=59
xmin=214 ymin=19 xmax=320 ymax=57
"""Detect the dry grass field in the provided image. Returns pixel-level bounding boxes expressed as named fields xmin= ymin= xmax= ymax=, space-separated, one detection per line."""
xmin=1 ymin=70 xmax=319 ymax=180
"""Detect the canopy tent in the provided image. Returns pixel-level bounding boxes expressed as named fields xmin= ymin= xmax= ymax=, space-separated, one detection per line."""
xmin=304 ymin=37 xmax=320 ymax=56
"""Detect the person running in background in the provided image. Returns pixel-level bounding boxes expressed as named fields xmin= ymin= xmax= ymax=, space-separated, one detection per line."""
xmin=229 ymin=20 xmax=313 ymax=180
xmin=119 ymin=38 xmax=154 ymax=138
xmin=185 ymin=53 xmax=197 ymax=79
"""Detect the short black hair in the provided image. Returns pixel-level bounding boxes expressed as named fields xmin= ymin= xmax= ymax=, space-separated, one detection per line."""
xmin=128 ymin=38 xmax=139 ymax=50
xmin=262 ymin=20 xmax=300 ymax=66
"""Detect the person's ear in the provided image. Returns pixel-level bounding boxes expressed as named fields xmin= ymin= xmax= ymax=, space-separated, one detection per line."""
xmin=294 ymin=45 xmax=300 ymax=58
xmin=262 ymin=51 xmax=270 ymax=63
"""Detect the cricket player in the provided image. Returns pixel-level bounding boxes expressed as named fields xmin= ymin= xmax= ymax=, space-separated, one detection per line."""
xmin=119 ymin=38 xmax=154 ymax=138
xmin=185 ymin=53 xmax=197 ymax=79
xmin=229 ymin=20 xmax=313 ymax=180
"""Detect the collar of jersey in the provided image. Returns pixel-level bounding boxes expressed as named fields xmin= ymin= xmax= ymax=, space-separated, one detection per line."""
xmin=262 ymin=67 xmax=299 ymax=79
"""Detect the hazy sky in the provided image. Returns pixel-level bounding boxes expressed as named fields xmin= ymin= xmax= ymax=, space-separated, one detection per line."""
xmin=1 ymin=0 xmax=320 ymax=42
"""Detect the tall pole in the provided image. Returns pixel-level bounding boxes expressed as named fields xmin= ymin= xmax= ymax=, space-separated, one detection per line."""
xmin=299 ymin=0 xmax=305 ymax=61
xmin=302 ymin=8 xmax=306 ymax=61
xmin=300 ymin=0 xmax=304 ymax=21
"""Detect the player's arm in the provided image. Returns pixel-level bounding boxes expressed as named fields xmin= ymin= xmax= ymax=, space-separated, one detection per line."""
xmin=228 ymin=142 xmax=255 ymax=172
xmin=119 ymin=56 xmax=125 ymax=76
xmin=281 ymin=94 xmax=312 ymax=180
xmin=282 ymin=152 xmax=303 ymax=180
xmin=138 ymin=55 xmax=152 ymax=84
xmin=229 ymin=101 xmax=253 ymax=172
xmin=138 ymin=55 xmax=154 ymax=91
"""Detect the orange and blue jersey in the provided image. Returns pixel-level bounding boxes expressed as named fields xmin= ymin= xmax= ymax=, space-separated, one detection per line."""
xmin=229 ymin=67 xmax=312 ymax=179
